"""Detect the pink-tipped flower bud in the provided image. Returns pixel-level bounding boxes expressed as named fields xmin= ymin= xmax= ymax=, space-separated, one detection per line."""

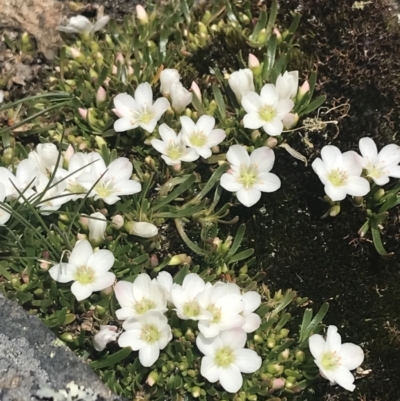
xmin=248 ymin=53 xmax=260 ymax=69
xmin=111 ymin=214 xmax=124 ymax=229
xmin=63 ymin=144 xmax=75 ymax=164
xmin=136 ymin=5 xmax=149 ymax=24
xmin=115 ymin=53 xmax=125 ymax=64
xmin=150 ymin=254 xmax=159 ymax=267
xmin=190 ymin=81 xmax=202 ymax=101
xmin=271 ymin=378 xmax=285 ymax=390
xmin=96 ymin=86 xmax=107 ymax=105
xmin=78 ymin=108 xmax=88 ymax=120
xmin=297 ymin=80 xmax=310 ymax=101
xmin=273 ymin=27 xmax=282 ymax=42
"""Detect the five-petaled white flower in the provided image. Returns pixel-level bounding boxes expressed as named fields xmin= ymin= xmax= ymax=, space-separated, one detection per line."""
xmin=113 ymin=83 xmax=170 ymax=133
xmin=78 ymin=155 xmax=141 ymax=205
xmin=228 ymin=69 xmax=255 ymax=102
xmin=93 ymin=325 xmax=119 ymax=352
xmin=57 ymin=15 xmax=110 ymax=34
xmin=114 ymin=273 xmax=168 ymax=320
xmin=242 ymin=84 xmax=294 ymax=136
xmin=180 ymin=115 xmax=226 ymax=159
xmin=309 ymin=325 xmax=364 ymax=392
xmin=220 ymin=145 xmax=281 ymax=207
xmin=197 ymin=282 xmax=245 ymax=338
xmin=196 ymin=329 xmax=262 ymax=393
xmin=118 ymin=311 xmax=172 ymax=367
xmin=170 ymin=273 xmax=212 ymax=321
xmin=359 ymin=137 xmax=400 ymax=185
xmin=49 ymin=240 xmax=116 ymax=301
xmin=151 ymin=123 xmax=199 ymax=166
xmin=312 ymin=145 xmax=370 ymax=201
xmin=29 ymin=143 xmax=63 ymax=175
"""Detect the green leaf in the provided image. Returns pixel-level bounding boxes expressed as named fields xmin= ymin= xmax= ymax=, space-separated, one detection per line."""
xmin=371 ymin=227 xmax=391 ymax=256
xmin=227 ymin=224 xmax=246 ymax=257
xmin=90 ymin=347 xmax=132 ymax=369
xmin=229 ymin=248 xmax=254 ymax=264
xmin=211 ymin=84 xmax=226 ymax=120
xmin=262 ymin=35 xmax=277 ymax=81
xmin=265 ymin=0 xmax=278 ymax=39
xmin=249 ymin=9 xmax=268 ymax=41
xmin=299 ymin=303 xmax=329 ymax=343
xmin=173 ymin=265 xmax=190 ymax=285
xmin=301 ymin=95 xmax=327 ymax=115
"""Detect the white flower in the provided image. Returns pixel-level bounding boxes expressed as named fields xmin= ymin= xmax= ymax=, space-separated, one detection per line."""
xmin=241 ymin=291 xmax=261 ymax=333
xmin=77 ymin=155 xmax=142 ymax=205
xmin=93 ymin=325 xmax=119 ymax=351
xmin=170 ymin=273 xmax=212 ymax=320
xmin=34 ymin=173 xmax=69 ymax=215
xmin=170 ymin=82 xmax=193 ymax=114
xmin=113 ymin=84 xmax=170 ymax=133
xmin=153 ymin=271 xmax=173 ymax=302
xmin=118 ymin=311 xmax=172 ymax=367
xmin=180 ymin=115 xmax=226 ymax=159
xmin=0 ymin=159 xmax=38 ymax=201
xmin=197 ymin=282 xmax=245 ymax=338
xmin=49 ymin=240 xmax=115 ymax=302
xmin=196 ymin=329 xmax=262 ymax=393
xmin=359 ymin=137 xmax=400 ymax=185
xmin=114 ymin=274 xmax=167 ymax=320
xmin=242 ymin=84 xmax=294 ymax=136
xmin=309 ymin=325 xmax=364 ymax=392
xmin=275 ymin=71 xmax=299 ymax=100
xmin=220 ymin=145 xmax=281 ymax=207
xmin=312 ymin=145 xmax=370 ymax=201
xmin=160 ymin=69 xmax=181 ymax=97
xmin=126 ymin=221 xmax=158 ymax=238
xmin=151 ymin=123 xmax=199 ymax=166
xmin=29 ymin=143 xmax=63 ymax=175
xmin=0 ymin=183 xmax=11 ymax=225
xmin=88 ymin=212 xmax=107 ymax=245
xmin=57 ymin=15 xmax=110 ymax=34
xmin=228 ymin=69 xmax=255 ymax=102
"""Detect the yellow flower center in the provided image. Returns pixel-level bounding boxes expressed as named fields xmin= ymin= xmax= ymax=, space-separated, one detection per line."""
xmin=215 ymin=346 xmax=235 ymax=367
xmin=183 ymin=300 xmax=201 ymax=318
xmin=259 ymin=105 xmax=276 ymax=122
xmin=134 ymin=298 xmax=156 ymax=315
xmin=239 ymin=165 xmax=258 ymax=189
xmin=327 ymin=169 xmax=347 ymax=187
xmin=207 ymin=304 xmax=222 ymax=324
xmin=74 ymin=266 xmax=95 ymax=285
xmin=167 ymin=145 xmax=184 ymax=161
xmin=140 ymin=324 xmax=160 ymax=344
xmin=138 ymin=109 xmax=154 ymax=125
xmin=190 ymin=131 xmax=207 ymax=147
xmin=321 ymin=351 xmax=340 ymax=370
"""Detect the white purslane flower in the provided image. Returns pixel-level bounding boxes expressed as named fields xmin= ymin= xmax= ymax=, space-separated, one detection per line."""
xmin=242 ymin=84 xmax=294 ymax=137
xmin=160 ymin=68 xmax=181 ymax=97
xmin=170 ymin=82 xmax=193 ymax=114
xmin=359 ymin=137 xmax=400 ymax=185
xmin=196 ymin=329 xmax=262 ymax=393
xmin=153 ymin=271 xmax=173 ymax=302
xmin=88 ymin=212 xmax=107 ymax=245
xmin=197 ymin=282 xmax=245 ymax=338
xmin=114 ymin=273 xmax=168 ymax=320
xmin=312 ymin=145 xmax=370 ymax=201
xmin=77 ymin=155 xmax=142 ymax=205
xmin=220 ymin=145 xmax=281 ymax=208
xmin=180 ymin=115 xmax=226 ymax=159
xmin=113 ymin=83 xmax=170 ymax=133
xmin=241 ymin=291 xmax=262 ymax=333
xmin=275 ymin=71 xmax=299 ymax=100
xmin=29 ymin=143 xmax=63 ymax=175
xmin=151 ymin=123 xmax=199 ymax=166
xmin=118 ymin=311 xmax=172 ymax=367
xmin=309 ymin=325 xmax=364 ymax=392
xmin=57 ymin=15 xmax=110 ymax=34
xmin=126 ymin=221 xmax=158 ymax=238
xmin=49 ymin=240 xmax=116 ymax=302
xmin=93 ymin=325 xmax=119 ymax=352
xmin=228 ymin=69 xmax=255 ymax=102
xmin=0 ymin=183 xmax=11 ymax=225
xmin=170 ymin=273 xmax=212 ymax=321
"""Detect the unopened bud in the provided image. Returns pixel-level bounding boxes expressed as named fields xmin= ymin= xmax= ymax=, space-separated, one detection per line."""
xmin=266 ymin=137 xmax=278 ymax=148
xmin=96 ymin=86 xmax=107 ymax=106
xmin=295 ymin=350 xmax=306 ymax=362
xmin=111 ymin=214 xmax=124 ymax=229
xmin=256 ymin=28 xmax=268 ymax=44
xmin=273 ymin=27 xmax=282 ymax=43
xmin=297 ymin=80 xmax=310 ymax=101
xmin=95 ymin=135 xmax=107 ymax=149
xmin=248 ymin=53 xmax=262 ymax=76
xmin=146 ymin=371 xmax=159 ymax=386
xmin=168 ymin=253 xmax=191 ymax=265
xmin=78 ymin=107 xmax=88 ymax=120
xmin=191 ymin=81 xmax=202 ymax=101
xmin=191 ymin=386 xmax=201 ymax=398
xmin=136 ymin=5 xmax=149 ymax=23
xmin=373 ymin=189 xmax=385 ymax=201
xmin=329 ymin=204 xmax=341 ymax=217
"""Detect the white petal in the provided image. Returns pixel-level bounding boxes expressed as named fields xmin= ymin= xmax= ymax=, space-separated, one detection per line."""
xmin=219 ymin=329 xmax=247 ymax=350
xmin=344 ymin=176 xmax=370 ymax=197
xmin=326 ymin=325 xmax=342 ymax=353
xmin=139 ymin=119 xmax=158 ymax=134
xmin=379 ymin=143 xmax=400 ymax=166
xmin=69 ymin=240 xmax=93 ymax=267
xmin=107 ymin=158 xmax=133 ymax=181
xmin=112 ymin=180 xmax=142 ymax=197
xmin=139 ymin=343 xmax=160 ymax=367
xmin=71 ymin=281 xmax=93 ymax=301
xmin=118 ymin=330 xmax=145 ymax=350
xmin=195 ymin=147 xmax=212 ymax=159
xmin=260 ymin=84 xmax=279 ymax=104
xmin=114 ymin=280 xmax=134 ymax=308
xmin=87 ymin=250 xmax=114 ymax=273
xmin=386 ymin=165 xmax=400 ymax=178
xmin=312 ymin=158 xmax=328 ymax=180
xmin=275 ymin=99 xmax=295 ymax=119
xmin=226 ymin=145 xmax=250 ymax=167
xmin=91 ymin=272 xmax=116 ymax=291
xmin=309 ymin=334 xmax=326 ymax=361
xmin=92 ymin=15 xmax=110 ymax=32
xmin=342 ymin=151 xmax=363 ymax=176
xmin=359 ymin=137 xmax=378 ymax=161
xmin=321 ymin=145 xmax=342 ymax=171
xmin=243 ymin=112 xmax=264 ymax=129
xmin=324 ymin=182 xmax=347 ymax=201
xmin=135 ymin=83 xmax=153 ymax=106
xmin=196 ymin=333 xmax=221 ymax=356
xmin=152 ymin=97 xmax=170 ymax=119
xmin=242 ymin=291 xmax=261 ymax=313
xmin=132 ymin=273 xmax=154 ymax=300
xmin=207 ymin=129 xmax=226 ymax=147
xmin=69 ymin=16 xmax=93 ymax=33
xmin=249 ymin=147 xmax=275 ymax=172
xmin=253 ymin=172 xmax=281 ymax=193
xmin=180 ymin=116 xmax=196 ymax=138
xmin=49 ymin=263 xmax=75 ymax=283
xmin=115 ymin=307 xmax=134 ymax=320
xmin=331 ymin=366 xmax=356 ymax=392
xmin=180 ymin=149 xmax=200 ymax=162
xmin=242 ymin=313 xmax=261 ymax=333
xmin=130 ymin=222 xmax=158 ymax=238
xmin=234 ymin=348 xmax=262 ymax=373
xmin=218 ymin=365 xmax=243 ymax=393
xmin=151 ymin=138 xmax=168 ymax=155
xmin=339 ymin=343 xmax=364 ymax=370
xmin=236 ymin=187 xmax=261 ymax=207
xmin=200 ymin=356 xmax=219 ymax=382
xmin=158 ymin=124 xmax=177 ymax=143
xmin=196 ymin=115 xmax=215 ymax=134
xmin=262 ymin=118 xmax=283 ymax=137
xmin=114 ymin=93 xmax=137 ymax=115
xmin=241 ymin=92 xmax=262 ymax=113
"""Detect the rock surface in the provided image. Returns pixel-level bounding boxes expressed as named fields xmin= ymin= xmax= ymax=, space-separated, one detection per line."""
xmin=0 ymin=293 xmax=126 ymax=401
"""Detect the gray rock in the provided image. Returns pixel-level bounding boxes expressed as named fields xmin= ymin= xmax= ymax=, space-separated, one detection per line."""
xmin=0 ymin=293 xmax=126 ymax=401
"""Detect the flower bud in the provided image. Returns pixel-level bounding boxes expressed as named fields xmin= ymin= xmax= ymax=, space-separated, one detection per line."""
xmin=295 ymin=350 xmax=306 ymax=362
xmin=68 ymin=47 xmax=85 ymax=63
xmin=77 ymin=233 xmax=87 ymax=240
xmin=88 ymin=212 xmax=107 ymax=245
xmin=111 ymin=214 xmax=124 ymax=229
xmin=248 ymin=53 xmax=262 ymax=76
xmin=282 ymin=113 xmax=299 ymax=130
xmin=60 ymin=333 xmax=74 ymax=343
xmin=96 ymin=86 xmax=107 ymax=106
xmin=95 ymin=135 xmax=107 ymax=149
xmin=150 ymin=254 xmax=159 ymax=267
xmin=160 ymin=68 xmax=181 ymax=97
xmin=297 ymin=80 xmax=310 ymax=101
xmin=92 ymin=325 xmax=119 ymax=351
xmin=63 ymin=144 xmax=75 ymax=167
xmin=125 ymin=221 xmax=158 ymax=238
xmin=373 ymin=188 xmax=385 ymax=201
xmin=190 ymin=81 xmax=202 ymax=101
xmin=79 ymin=215 xmax=89 ymax=230
xmin=136 ymin=5 xmax=149 ymax=24
xmin=271 ymin=378 xmax=285 ymax=390
xmin=170 ymin=82 xmax=193 ymax=114
xmin=146 ymin=370 xmax=159 ymax=386
xmin=78 ymin=108 xmax=88 ymax=119
xmin=228 ymin=69 xmax=255 ymax=102
xmin=256 ymin=28 xmax=268 ymax=44
xmin=168 ymin=253 xmax=191 ymax=265
xmin=191 ymin=386 xmax=201 ymax=398
xmin=266 ymin=362 xmax=284 ymax=375
xmin=329 ymin=204 xmax=341 ymax=217
xmin=273 ymin=27 xmax=282 ymax=43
